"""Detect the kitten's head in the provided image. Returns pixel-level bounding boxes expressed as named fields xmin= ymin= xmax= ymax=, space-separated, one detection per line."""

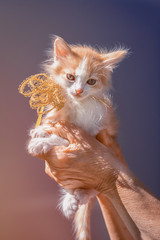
xmin=44 ymin=36 xmax=128 ymax=102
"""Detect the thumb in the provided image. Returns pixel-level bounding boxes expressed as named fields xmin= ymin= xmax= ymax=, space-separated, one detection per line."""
xmin=96 ymin=129 xmax=114 ymax=147
xmin=96 ymin=129 xmax=127 ymax=165
xmin=49 ymin=121 xmax=85 ymax=145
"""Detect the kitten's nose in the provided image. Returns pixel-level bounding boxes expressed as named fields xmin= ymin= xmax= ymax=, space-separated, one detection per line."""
xmin=75 ymin=89 xmax=83 ymax=95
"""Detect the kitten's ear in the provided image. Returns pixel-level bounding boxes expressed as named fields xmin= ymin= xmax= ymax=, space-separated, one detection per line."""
xmin=102 ymin=49 xmax=128 ymax=71
xmin=54 ymin=37 xmax=72 ymax=61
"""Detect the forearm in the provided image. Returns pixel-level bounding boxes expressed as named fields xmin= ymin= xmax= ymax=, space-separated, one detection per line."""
xmin=98 ymin=165 xmax=160 ymax=240
xmin=97 ymin=195 xmax=137 ymax=240
xmin=116 ymin=168 xmax=160 ymax=239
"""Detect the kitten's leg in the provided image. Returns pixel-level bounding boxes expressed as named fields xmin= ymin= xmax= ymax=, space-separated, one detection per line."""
xmin=60 ymin=189 xmax=98 ymax=219
xmin=28 ymin=134 xmax=69 ymax=155
xmin=60 ymin=189 xmax=79 ymax=219
xmin=28 ymin=125 xmax=69 ymax=155
xmin=29 ymin=125 xmax=51 ymax=138
xmin=74 ymin=189 xmax=98 ymax=205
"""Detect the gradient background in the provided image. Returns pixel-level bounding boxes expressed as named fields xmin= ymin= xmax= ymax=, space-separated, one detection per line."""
xmin=1 ymin=0 xmax=160 ymax=239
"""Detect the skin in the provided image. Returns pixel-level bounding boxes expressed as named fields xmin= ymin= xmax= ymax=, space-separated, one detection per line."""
xmin=34 ymin=121 xmax=160 ymax=240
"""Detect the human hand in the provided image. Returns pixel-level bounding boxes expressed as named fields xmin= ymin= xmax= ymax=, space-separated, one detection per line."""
xmin=34 ymin=121 xmax=122 ymax=194
xmin=30 ymin=122 xmax=160 ymax=240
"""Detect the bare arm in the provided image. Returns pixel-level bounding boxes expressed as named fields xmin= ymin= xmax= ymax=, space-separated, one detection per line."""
xmin=98 ymin=130 xmax=160 ymax=239
xmin=34 ymin=121 xmax=160 ymax=240
xmin=96 ymin=130 xmax=160 ymax=239
xmin=100 ymin=168 xmax=160 ymax=240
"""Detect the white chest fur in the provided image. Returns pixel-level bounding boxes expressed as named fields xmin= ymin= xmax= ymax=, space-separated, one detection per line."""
xmin=66 ymin=98 xmax=107 ymax=136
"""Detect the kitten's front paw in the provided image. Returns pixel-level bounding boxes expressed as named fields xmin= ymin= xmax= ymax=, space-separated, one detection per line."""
xmin=61 ymin=192 xmax=79 ymax=219
xmin=28 ymin=137 xmax=53 ymax=155
xmin=28 ymin=134 xmax=69 ymax=156
xmin=29 ymin=126 xmax=50 ymax=138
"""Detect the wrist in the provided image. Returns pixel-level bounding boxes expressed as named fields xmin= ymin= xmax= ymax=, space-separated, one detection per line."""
xmin=94 ymin=148 xmax=120 ymax=194
xmin=115 ymin=166 xmax=136 ymax=193
xmin=95 ymin=146 xmax=133 ymax=196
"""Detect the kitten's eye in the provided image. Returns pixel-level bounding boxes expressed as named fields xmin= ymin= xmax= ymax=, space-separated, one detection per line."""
xmin=87 ymin=79 xmax=97 ymax=85
xmin=66 ymin=73 xmax=75 ymax=81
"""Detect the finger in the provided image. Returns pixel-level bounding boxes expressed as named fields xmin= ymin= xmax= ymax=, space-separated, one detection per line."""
xmin=57 ymin=179 xmax=84 ymax=189
xmin=96 ymin=129 xmax=127 ymax=165
xmin=45 ymin=161 xmax=56 ymax=180
xmin=96 ymin=129 xmax=112 ymax=146
xmin=50 ymin=121 xmax=86 ymax=145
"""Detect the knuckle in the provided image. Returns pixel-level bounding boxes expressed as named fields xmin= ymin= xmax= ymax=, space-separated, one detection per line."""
xmin=45 ymin=164 xmax=50 ymax=174
xmin=55 ymin=120 xmax=65 ymax=127
xmin=45 ymin=167 xmax=49 ymax=174
xmin=53 ymin=172 xmax=59 ymax=178
xmin=58 ymin=120 xmax=65 ymax=125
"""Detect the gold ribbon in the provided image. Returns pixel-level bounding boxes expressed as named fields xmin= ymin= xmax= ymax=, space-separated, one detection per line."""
xmin=19 ymin=73 xmax=66 ymax=127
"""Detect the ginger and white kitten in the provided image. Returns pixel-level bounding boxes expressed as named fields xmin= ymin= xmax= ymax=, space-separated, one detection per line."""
xmin=28 ymin=36 xmax=127 ymax=240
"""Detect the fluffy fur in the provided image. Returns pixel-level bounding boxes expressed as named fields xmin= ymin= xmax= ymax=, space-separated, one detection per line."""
xmin=28 ymin=36 xmax=128 ymax=240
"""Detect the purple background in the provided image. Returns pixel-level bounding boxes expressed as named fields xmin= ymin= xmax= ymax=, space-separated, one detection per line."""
xmin=1 ymin=0 xmax=160 ymax=239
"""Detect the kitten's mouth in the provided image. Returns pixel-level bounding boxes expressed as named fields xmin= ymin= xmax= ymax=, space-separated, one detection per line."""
xmin=71 ymin=92 xmax=82 ymax=97
xmin=71 ymin=93 xmax=86 ymax=100
xmin=75 ymin=94 xmax=82 ymax=98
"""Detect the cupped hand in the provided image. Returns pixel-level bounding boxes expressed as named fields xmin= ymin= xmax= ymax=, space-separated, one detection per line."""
xmin=34 ymin=121 xmax=120 ymax=193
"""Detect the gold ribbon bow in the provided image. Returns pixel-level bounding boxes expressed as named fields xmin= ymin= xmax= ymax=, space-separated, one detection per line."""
xmin=19 ymin=73 xmax=66 ymax=127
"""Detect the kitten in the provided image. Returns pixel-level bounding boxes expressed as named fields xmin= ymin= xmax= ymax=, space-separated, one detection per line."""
xmin=28 ymin=36 xmax=127 ymax=240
